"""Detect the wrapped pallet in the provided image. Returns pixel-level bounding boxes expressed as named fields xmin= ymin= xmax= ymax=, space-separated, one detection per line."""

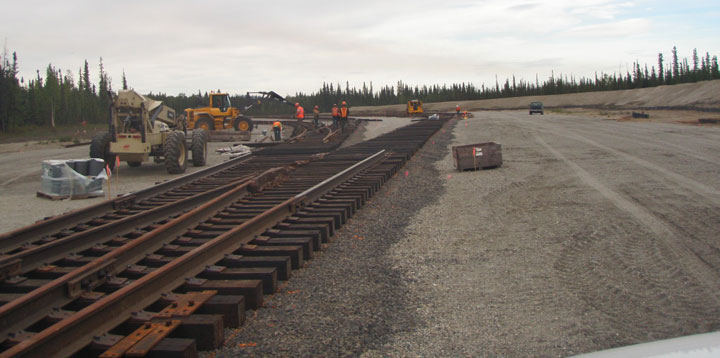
xmin=38 ymin=158 xmax=106 ymax=199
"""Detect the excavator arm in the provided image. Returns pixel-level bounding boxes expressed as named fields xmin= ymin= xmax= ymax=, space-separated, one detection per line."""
xmin=244 ymin=91 xmax=295 ymax=110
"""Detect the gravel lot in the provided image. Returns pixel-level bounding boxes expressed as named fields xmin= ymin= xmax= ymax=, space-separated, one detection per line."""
xmin=2 ymin=111 xmax=719 ymax=357
xmin=0 ymin=123 xmax=283 ymax=233
xmin=207 ymin=111 xmax=720 ymax=357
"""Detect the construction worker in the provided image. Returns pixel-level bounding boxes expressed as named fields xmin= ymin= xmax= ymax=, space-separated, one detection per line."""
xmin=294 ymin=102 xmax=305 ymax=120
xmin=456 ymin=104 xmax=461 ymax=116
xmin=272 ymin=121 xmax=282 ymax=141
xmin=313 ymin=105 xmax=320 ymax=128
xmin=339 ymin=101 xmax=349 ymax=133
xmin=331 ymin=103 xmax=339 ymax=128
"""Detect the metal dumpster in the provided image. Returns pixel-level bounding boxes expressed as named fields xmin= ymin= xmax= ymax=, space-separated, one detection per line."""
xmin=452 ymin=142 xmax=502 ymax=171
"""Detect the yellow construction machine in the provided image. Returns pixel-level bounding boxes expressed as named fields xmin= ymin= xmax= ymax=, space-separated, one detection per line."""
xmin=185 ymin=90 xmax=293 ymax=132
xmin=407 ymin=99 xmax=424 ymax=115
xmin=185 ymin=92 xmax=253 ymax=132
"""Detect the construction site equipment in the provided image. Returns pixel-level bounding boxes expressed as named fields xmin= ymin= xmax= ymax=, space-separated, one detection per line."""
xmin=407 ymin=99 xmax=424 ymax=115
xmin=185 ymin=92 xmax=253 ymax=132
xmin=452 ymin=142 xmax=503 ymax=171
xmin=185 ymin=91 xmax=294 ymax=132
xmin=90 ymin=89 xmax=208 ymax=174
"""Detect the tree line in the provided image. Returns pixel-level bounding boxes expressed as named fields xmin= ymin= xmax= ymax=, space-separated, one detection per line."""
xmin=1 ymin=46 xmax=718 ymax=132
xmin=291 ymin=46 xmax=719 ymax=108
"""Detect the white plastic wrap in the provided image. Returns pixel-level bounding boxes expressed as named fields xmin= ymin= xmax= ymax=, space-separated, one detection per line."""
xmin=40 ymin=158 xmax=106 ymax=198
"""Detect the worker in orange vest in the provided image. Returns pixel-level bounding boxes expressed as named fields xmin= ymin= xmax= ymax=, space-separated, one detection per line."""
xmin=456 ymin=104 xmax=461 ymax=116
xmin=331 ymin=103 xmax=339 ymax=128
xmin=294 ymin=102 xmax=305 ymax=120
xmin=272 ymin=121 xmax=282 ymax=141
xmin=339 ymin=101 xmax=349 ymax=132
xmin=313 ymin=105 xmax=320 ymax=128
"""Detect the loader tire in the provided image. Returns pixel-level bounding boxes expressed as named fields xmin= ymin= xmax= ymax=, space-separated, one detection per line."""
xmin=164 ymin=131 xmax=187 ymax=174
xmin=90 ymin=132 xmax=115 ymax=171
xmin=191 ymin=129 xmax=208 ymax=167
xmin=194 ymin=117 xmax=215 ymax=131
xmin=233 ymin=116 xmax=254 ymax=132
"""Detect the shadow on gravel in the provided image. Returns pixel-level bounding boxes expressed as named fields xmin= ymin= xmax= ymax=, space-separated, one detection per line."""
xmin=215 ymin=120 xmax=457 ymax=358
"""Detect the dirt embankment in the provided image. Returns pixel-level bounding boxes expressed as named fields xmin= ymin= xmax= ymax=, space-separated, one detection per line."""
xmin=353 ymin=80 xmax=720 ymax=116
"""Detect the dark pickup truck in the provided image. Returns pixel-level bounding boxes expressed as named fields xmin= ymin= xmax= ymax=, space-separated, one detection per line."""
xmin=529 ymin=102 xmax=544 ymax=115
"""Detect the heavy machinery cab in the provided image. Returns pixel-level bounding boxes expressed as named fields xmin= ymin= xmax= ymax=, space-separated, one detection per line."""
xmin=209 ymin=93 xmax=236 ymax=117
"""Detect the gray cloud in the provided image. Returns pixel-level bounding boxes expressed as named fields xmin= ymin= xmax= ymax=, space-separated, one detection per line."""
xmin=2 ymin=0 xmax=718 ymax=96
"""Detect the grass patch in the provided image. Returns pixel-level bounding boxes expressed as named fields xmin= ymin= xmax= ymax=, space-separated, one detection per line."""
xmin=550 ymin=108 xmax=571 ymax=114
xmin=0 ymin=123 xmax=106 ymax=144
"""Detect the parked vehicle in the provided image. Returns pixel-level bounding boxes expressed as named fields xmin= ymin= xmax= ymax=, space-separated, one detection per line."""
xmin=529 ymin=102 xmax=544 ymax=115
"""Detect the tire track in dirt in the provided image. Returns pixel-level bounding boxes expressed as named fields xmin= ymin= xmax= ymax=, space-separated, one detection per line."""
xmin=546 ymin=114 xmax=720 ymax=148
xmin=553 ymin=225 xmax=720 ymax=343
xmin=526 ymin=120 xmax=720 ymax=204
xmin=533 ymin=133 xmax=720 ymax=305
xmin=527 ymin=119 xmax=720 ymax=270
xmin=547 ymin=118 xmax=720 ymax=167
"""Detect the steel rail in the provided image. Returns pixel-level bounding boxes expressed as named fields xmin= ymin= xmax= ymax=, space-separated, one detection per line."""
xmin=0 ymin=154 xmax=254 ymax=251
xmin=1 ymin=150 xmax=386 ymax=358
xmin=0 ymin=172 xmax=258 ymax=280
xmin=0 ymin=167 xmax=287 ymax=341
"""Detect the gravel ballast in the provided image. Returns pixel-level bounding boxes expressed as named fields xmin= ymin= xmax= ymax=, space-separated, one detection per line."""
xmin=208 ymin=111 xmax=720 ymax=357
xmin=203 ymin=119 xmax=454 ymax=357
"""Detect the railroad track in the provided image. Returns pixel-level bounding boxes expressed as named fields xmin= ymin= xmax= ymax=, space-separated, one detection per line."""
xmin=0 ymin=119 xmax=446 ymax=358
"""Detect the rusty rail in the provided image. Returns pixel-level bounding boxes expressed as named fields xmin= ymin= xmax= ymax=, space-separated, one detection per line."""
xmin=0 ymin=119 xmax=448 ymax=358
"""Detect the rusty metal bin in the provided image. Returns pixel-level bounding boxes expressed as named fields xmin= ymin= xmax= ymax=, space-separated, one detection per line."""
xmin=452 ymin=142 xmax=502 ymax=171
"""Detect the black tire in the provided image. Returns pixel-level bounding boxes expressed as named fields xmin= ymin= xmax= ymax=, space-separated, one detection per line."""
xmin=164 ymin=131 xmax=187 ymax=174
xmin=90 ymin=132 xmax=115 ymax=170
xmin=191 ymin=129 xmax=208 ymax=167
xmin=127 ymin=161 xmax=142 ymax=167
xmin=194 ymin=116 xmax=215 ymax=131
xmin=233 ymin=116 xmax=254 ymax=132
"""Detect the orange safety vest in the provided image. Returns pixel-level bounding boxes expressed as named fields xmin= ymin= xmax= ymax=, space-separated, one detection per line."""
xmin=456 ymin=105 xmax=461 ymax=112
xmin=331 ymin=106 xmax=339 ymax=116
xmin=340 ymin=107 xmax=348 ymax=119
xmin=296 ymin=106 xmax=305 ymax=119
xmin=273 ymin=121 xmax=282 ymax=129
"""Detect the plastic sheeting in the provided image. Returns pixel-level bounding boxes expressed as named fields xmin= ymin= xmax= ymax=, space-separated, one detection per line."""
xmin=40 ymin=158 xmax=106 ymax=198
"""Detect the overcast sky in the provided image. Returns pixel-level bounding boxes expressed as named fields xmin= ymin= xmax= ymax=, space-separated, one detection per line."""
xmin=1 ymin=0 xmax=718 ymax=96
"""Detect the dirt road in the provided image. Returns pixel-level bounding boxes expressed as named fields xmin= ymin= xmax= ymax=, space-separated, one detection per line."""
xmin=1 ymin=111 xmax=719 ymax=356
xmin=388 ymin=111 xmax=720 ymax=356
xmin=218 ymin=111 xmax=720 ymax=357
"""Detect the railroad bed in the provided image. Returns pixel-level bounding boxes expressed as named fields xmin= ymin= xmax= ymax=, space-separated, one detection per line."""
xmin=0 ymin=119 xmax=446 ymax=358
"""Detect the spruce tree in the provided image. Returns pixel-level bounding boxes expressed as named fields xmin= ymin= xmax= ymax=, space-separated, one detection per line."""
xmin=672 ymin=46 xmax=679 ymax=83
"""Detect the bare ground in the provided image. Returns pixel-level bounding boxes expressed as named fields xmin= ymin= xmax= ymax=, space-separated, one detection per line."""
xmin=353 ymin=80 xmax=720 ymax=126
xmin=1 ymin=83 xmax=719 ymax=357
xmin=209 ymin=110 xmax=720 ymax=357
